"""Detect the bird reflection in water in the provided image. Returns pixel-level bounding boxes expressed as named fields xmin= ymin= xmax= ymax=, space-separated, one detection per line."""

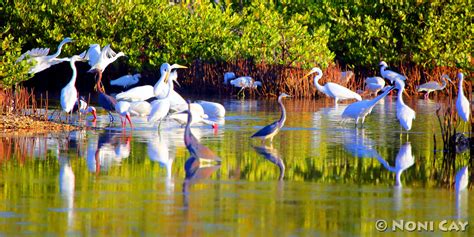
xmin=182 ymin=156 xmax=221 ymax=208
xmin=455 ymin=166 xmax=468 ymax=219
xmin=58 ymin=156 xmax=75 ymax=229
xmin=147 ymin=132 xmax=174 ymax=194
xmin=87 ymin=130 xmax=131 ymax=174
xmin=252 ymin=145 xmax=285 ymax=181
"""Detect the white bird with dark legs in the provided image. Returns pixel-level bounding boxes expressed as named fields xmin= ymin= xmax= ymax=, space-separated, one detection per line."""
xmin=417 ymin=74 xmax=451 ymax=100
xmin=86 ymin=44 xmax=126 ymax=91
xmin=224 ymin=72 xmax=262 ymax=98
xmin=455 ymin=72 xmax=470 ymax=124
xmin=59 ymin=55 xmax=87 ymax=120
xmin=455 ymin=166 xmax=469 ymax=193
xmin=365 ymin=76 xmax=386 ymax=96
xmin=394 ymin=79 xmax=415 ymax=132
xmin=17 ymin=37 xmax=73 ymax=74
xmin=379 ymin=61 xmax=407 ymax=83
xmin=304 ymin=67 xmax=362 ymax=104
xmin=376 ymin=142 xmax=415 ymax=187
xmin=110 ymin=73 xmax=141 ymax=88
xmin=251 ymin=93 xmax=291 ymax=143
xmin=342 ymin=86 xmax=394 ymax=127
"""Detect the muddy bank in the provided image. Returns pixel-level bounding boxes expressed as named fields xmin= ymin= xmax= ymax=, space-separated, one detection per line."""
xmin=0 ymin=114 xmax=79 ymax=135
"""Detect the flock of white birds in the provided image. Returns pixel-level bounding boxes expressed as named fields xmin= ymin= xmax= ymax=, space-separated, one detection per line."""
xmin=17 ymin=37 xmax=471 ymax=192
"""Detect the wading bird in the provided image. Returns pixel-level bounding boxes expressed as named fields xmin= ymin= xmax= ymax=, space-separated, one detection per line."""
xmin=114 ymin=101 xmax=133 ymax=128
xmin=184 ymin=101 xmax=221 ymax=162
xmin=395 ymin=79 xmax=416 ymax=132
xmin=455 ymin=166 xmax=469 ymax=193
xmin=365 ymin=76 xmax=386 ymax=96
xmin=196 ymin=100 xmax=226 ymax=118
xmin=379 ymin=61 xmax=406 ymax=83
xmin=169 ymin=103 xmax=217 ymax=128
xmin=97 ymin=85 xmax=119 ymax=123
xmin=87 ymin=44 xmax=126 ymax=91
xmin=342 ymin=86 xmax=394 ymax=127
xmin=304 ymin=67 xmax=361 ymax=104
xmin=110 ymin=73 xmax=141 ymax=88
xmin=17 ymin=37 xmax=73 ymax=74
xmin=148 ymin=75 xmax=174 ymax=128
xmin=72 ymin=96 xmax=97 ymax=120
xmin=59 ymin=55 xmax=87 ymax=121
xmin=252 ymin=145 xmax=285 ymax=180
xmin=417 ymin=74 xmax=451 ymax=100
xmin=224 ymin=72 xmax=262 ymax=98
xmin=455 ymin=72 xmax=470 ymax=123
xmin=251 ymin=93 xmax=291 ymax=143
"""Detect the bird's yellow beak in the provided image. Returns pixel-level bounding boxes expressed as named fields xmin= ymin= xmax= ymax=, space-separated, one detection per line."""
xmin=171 ymin=64 xmax=188 ymax=69
xmin=164 ymin=70 xmax=171 ymax=84
xmin=303 ymin=71 xmax=313 ymax=79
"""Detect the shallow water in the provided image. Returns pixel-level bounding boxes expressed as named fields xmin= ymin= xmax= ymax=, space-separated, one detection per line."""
xmin=0 ymin=97 xmax=472 ymax=235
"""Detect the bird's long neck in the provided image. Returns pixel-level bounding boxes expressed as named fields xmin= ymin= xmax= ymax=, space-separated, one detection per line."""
xmin=440 ymin=78 xmax=448 ymax=90
xmin=397 ymin=87 xmax=405 ymax=105
xmin=458 ymin=78 xmax=464 ymax=97
xmin=278 ymin=97 xmax=286 ymax=127
xmin=313 ymin=74 xmax=326 ymax=94
xmin=165 ymin=79 xmax=173 ymax=99
xmin=380 ymin=65 xmax=386 ymax=77
xmin=51 ymin=40 xmax=68 ymax=59
xmin=369 ymin=87 xmax=392 ymax=107
xmin=68 ymin=60 xmax=78 ymax=87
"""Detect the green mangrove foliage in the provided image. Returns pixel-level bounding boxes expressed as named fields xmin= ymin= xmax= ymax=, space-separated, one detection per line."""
xmin=0 ymin=1 xmax=333 ymax=87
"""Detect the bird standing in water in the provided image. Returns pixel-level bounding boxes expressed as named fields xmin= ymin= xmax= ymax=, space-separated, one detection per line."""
xmin=251 ymin=93 xmax=291 ymax=143
xmin=184 ymin=101 xmax=221 ymax=163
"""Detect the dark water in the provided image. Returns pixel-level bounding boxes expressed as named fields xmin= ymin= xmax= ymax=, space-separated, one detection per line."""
xmin=0 ymin=97 xmax=472 ymax=235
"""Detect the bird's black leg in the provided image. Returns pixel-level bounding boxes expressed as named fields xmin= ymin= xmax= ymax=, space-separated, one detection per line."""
xmin=108 ymin=111 xmax=114 ymax=122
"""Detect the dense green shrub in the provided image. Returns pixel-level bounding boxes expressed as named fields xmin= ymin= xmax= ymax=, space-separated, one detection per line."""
xmin=0 ymin=1 xmax=333 ymax=87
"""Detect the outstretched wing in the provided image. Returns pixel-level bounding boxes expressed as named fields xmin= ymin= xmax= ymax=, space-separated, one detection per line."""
xmin=16 ymin=48 xmax=50 ymax=62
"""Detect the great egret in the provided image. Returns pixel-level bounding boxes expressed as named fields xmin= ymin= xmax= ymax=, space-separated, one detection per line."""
xmin=365 ymin=76 xmax=386 ymax=96
xmin=251 ymin=93 xmax=291 ymax=143
xmin=394 ymin=80 xmax=415 ymax=131
xmin=379 ymin=61 xmax=406 ymax=83
xmin=417 ymin=74 xmax=451 ymax=100
xmin=376 ymin=142 xmax=415 ymax=187
xmin=154 ymin=63 xmax=187 ymax=99
xmin=456 ymin=72 xmax=470 ymax=122
xmin=304 ymin=67 xmax=362 ymax=104
xmin=17 ymin=37 xmax=73 ymax=74
xmin=455 ymin=166 xmax=468 ymax=193
xmin=196 ymin=100 xmax=226 ymax=118
xmin=342 ymin=86 xmax=394 ymax=127
xmin=60 ymin=55 xmax=87 ymax=120
xmin=128 ymin=101 xmax=151 ymax=117
xmin=87 ymin=44 xmax=126 ymax=91
xmin=148 ymin=76 xmax=174 ymax=127
xmin=115 ymin=101 xmax=133 ymax=128
xmin=110 ymin=73 xmax=141 ymax=88
xmin=80 ymin=44 xmax=101 ymax=67
xmin=184 ymin=101 xmax=221 ymax=162
xmin=115 ymin=85 xmax=154 ymax=102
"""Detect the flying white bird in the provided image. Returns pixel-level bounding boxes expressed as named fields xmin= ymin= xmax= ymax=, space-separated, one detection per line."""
xmin=17 ymin=37 xmax=73 ymax=74
xmin=86 ymin=44 xmax=126 ymax=91
xmin=110 ymin=73 xmax=141 ymax=88
xmin=379 ymin=61 xmax=407 ymax=83
xmin=304 ymin=67 xmax=362 ymax=104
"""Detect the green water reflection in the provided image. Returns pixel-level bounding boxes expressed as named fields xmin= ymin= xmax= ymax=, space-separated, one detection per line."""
xmin=0 ymin=98 xmax=471 ymax=235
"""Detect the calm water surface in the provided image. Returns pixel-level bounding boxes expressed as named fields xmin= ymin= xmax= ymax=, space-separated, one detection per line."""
xmin=0 ymin=97 xmax=472 ymax=236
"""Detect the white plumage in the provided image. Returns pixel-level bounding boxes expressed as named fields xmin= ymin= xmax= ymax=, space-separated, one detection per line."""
xmin=455 ymin=166 xmax=469 ymax=193
xmin=365 ymin=76 xmax=386 ymax=96
xmin=196 ymin=100 xmax=226 ymax=118
xmin=110 ymin=73 xmax=141 ymax=88
xmin=455 ymin=73 xmax=470 ymax=122
xmin=60 ymin=55 xmax=85 ymax=113
xmin=379 ymin=61 xmax=406 ymax=83
xmin=395 ymin=80 xmax=416 ymax=131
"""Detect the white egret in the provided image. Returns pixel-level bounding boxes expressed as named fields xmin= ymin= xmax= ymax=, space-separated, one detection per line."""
xmin=251 ymin=93 xmax=291 ymax=143
xmin=80 ymin=44 xmax=101 ymax=67
xmin=376 ymin=142 xmax=415 ymax=187
xmin=342 ymin=86 xmax=394 ymax=127
xmin=394 ymin=79 xmax=415 ymax=131
xmin=304 ymin=67 xmax=362 ymax=104
xmin=224 ymin=72 xmax=262 ymax=98
xmin=455 ymin=72 xmax=470 ymax=122
xmin=115 ymin=85 xmax=154 ymax=102
xmin=60 ymin=55 xmax=87 ymax=119
xmin=154 ymin=63 xmax=187 ymax=99
xmin=365 ymin=76 xmax=386 ymax=96
xmin=455 ymin=166 xmax=469 ymax=193
xmin=17 ymin=37 xmax=73 ymax=74
xmin=417 ymin=74 xmax=451 ymax=100
xmin=196 ymin=100 xmax=226 ymax=118
xmin=148 ymin=76 xmax=174 ymax=127
xmin=87 ymin=44 xmax=126 ymax=91
xmin=379 ymin=61 xmax=406 ymax=83
xmin=110 ymin=73 xmax=141 ymax=88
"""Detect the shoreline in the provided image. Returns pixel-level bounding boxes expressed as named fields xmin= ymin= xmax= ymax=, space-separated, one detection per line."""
xmin=0 ymin=114 xmax=79 ymax=135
